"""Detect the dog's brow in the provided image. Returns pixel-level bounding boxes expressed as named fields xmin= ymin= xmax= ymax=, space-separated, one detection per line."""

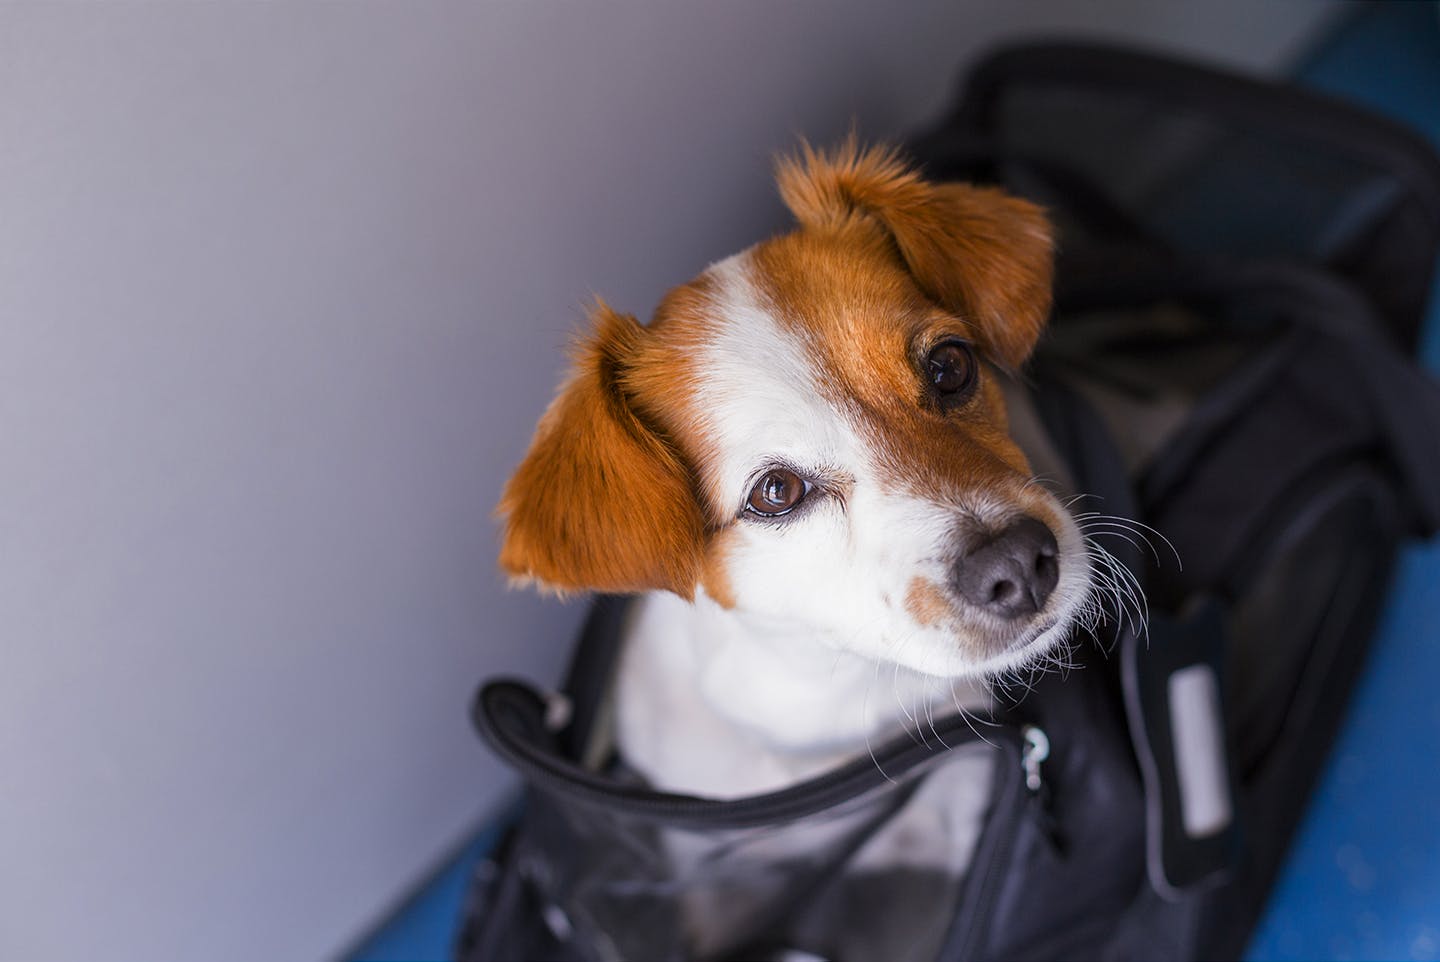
xmin=690 ymin=255 xmax=859 ymax=491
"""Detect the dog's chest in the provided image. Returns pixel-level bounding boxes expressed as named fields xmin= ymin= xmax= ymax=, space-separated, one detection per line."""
xmin=612 ymin=591 xmax=991 ymax=797
xmin=605 ymin=592 xmax=997 ymax=958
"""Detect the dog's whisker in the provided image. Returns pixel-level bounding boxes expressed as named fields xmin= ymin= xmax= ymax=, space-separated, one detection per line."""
xmin=1089 ymin=551 xmax=1137 ymax=616
xmin=1101 ymin=544 xmax=1150 ymax=630
xmin=862 ymin=726 xmax=898 ymax=787
xmin=1022 ymin=474 xmax=1064 ymax=496
xmin=952 ymin=702 xmax=1001 ymax=750
xmin=1091 ymin=513 xmax=1183 ymax=570
xmin=1076 ymin=513 xmax=1183 ymax=571
xmin=1079 ymin=523 xmax=1163 ymax=570
xmin=1083 ymin=550 xmax=1130 ymax=609
xmin=1100 ymin=562 xmax=1146 ymax=640
xmin=948 ymin=679 xmax=1002 ymax=729
xmin=1083 ymin=537 xmax=1151 ymax=645
xmin=1083 ymin=550 xmax=1137 ymax=637
xmin=877 ymin=626 xmax=931 ymax=749
xmin=1078 ymin=523 xmax=1150 ymax=558
xmin=859 ymin=635 xmax=906 ymax=783
xmin=922 ymin=678 xmax=951 ymax=750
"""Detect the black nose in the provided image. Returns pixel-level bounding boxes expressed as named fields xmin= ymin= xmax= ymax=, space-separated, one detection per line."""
xmin=954 ymin=517 xmax=1060 ymax=620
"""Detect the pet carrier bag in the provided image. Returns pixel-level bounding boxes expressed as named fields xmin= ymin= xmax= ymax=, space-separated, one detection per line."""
xmin=458 ymin=43 xmax=1440 ymax=961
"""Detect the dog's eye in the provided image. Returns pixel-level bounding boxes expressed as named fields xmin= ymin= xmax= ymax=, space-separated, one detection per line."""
xmin=745 ymin=469 xmax=809 ymax=517
xmin=926 ymin=340 xmax=978 ymax=403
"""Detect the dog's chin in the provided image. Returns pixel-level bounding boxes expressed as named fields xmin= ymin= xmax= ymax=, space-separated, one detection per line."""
xmin=887 ymin=571 xmax=1093 ymax=682
xmin=966 ymin=616 xmax=1074 ymax=677
xmin=884 ymin=620 xmax=1065 ymax=683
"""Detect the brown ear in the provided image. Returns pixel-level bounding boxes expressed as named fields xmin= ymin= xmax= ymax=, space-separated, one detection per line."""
xmin=777 ymin=140 xmax=1054 ymax=368
xmin=497 ymin=303 xmax=705 ymax=598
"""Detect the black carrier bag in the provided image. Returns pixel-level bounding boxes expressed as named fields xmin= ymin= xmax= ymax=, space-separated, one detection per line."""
xmin=459 ymin=44 xmax=1440 ymax=961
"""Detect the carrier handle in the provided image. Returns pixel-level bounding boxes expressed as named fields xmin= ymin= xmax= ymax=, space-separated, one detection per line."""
xmin=473 ymin=678 xmax=1013 ymax=830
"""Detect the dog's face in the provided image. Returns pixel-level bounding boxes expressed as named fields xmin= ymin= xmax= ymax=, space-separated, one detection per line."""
xmin=499 ymin=143 xmax=1090 ymax=679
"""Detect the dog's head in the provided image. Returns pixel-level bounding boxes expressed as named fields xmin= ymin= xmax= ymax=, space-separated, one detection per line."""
xmin=498 ymin=141 xmax=1090 ymax=678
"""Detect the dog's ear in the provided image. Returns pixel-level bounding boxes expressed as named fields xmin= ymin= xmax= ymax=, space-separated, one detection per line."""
xmin=498 ymin=303 xmax=705 ymax=598
xmin=777 ymin=140 xmax=1054 ymax=368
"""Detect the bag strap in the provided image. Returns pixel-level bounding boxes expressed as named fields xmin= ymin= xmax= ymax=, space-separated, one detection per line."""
xmin=555 ymin=594 xmax=632 ymax=762
xmin=472 ymin=675 xmax=1010 ymax=830
xmin=1029 ymin=369 xmax=1243 ymax=899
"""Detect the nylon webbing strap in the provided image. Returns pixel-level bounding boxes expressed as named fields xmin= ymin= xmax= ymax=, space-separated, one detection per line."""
xmin=1029 ymin=368 xmax=1242 ymax=899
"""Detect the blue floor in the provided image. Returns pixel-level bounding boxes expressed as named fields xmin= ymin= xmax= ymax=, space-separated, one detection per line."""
xmin=1247 ymin=3 xmax=1440 ymax=960
xmin=349 ymin=6 xmax=1440 ymax=960
xmin=346 ymin=826 xmax=501 ymax=962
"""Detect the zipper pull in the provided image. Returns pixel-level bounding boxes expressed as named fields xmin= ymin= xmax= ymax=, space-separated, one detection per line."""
xmin=1021 ymin=725 xmax=1049 ymax=792
xmin=1021 ymin=725 xmax=1067 ymax=855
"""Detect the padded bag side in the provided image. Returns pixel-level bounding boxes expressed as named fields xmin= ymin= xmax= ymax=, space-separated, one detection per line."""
xmin=911 ymin=41 xmax=1440 ymax=350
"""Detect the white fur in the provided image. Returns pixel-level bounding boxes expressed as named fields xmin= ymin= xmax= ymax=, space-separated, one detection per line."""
xmin=616 ymin=588 xmax=990 ymax=797
xmin=612 ymin=251 xmax=1091 ymax=799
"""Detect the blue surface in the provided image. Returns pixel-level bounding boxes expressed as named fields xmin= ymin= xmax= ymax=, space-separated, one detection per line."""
xmin=1248 ymin=4 xmax=1440 ymax=960
xmin=347 ymin=827 xmax=499 ymax=962
xmin=346 ymin=7 xmax=1440 ymax=961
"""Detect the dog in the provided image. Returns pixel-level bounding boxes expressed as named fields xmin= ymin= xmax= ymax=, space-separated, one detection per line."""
xmin=496 ymin=140 xmax=1093 ymax=802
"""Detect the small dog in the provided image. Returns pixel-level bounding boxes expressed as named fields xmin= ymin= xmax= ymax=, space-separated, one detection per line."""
xmin=498 ymin=141 xmax=1092 ymax=800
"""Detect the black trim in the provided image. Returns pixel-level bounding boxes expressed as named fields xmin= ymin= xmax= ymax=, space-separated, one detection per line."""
xmin=474 ymin=678 xmax=1016 ymax=830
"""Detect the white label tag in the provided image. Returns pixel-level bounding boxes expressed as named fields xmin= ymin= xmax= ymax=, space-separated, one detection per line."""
xmin=1167 ymin=664 xmax=1233 ymax=838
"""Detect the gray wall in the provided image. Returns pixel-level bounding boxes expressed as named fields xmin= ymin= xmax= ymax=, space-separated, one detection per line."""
xmin=0 ymin=3 xmax=1334 ymax=959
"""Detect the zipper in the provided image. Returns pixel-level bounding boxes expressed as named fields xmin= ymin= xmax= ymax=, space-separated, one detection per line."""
xmin=1021 ymin=724 xmax=1049 ymax=791
xmin=1022 ymin=724 xmax=1067 ymax=855
xmin=944 ymin=723 xmax=1065 ymax=960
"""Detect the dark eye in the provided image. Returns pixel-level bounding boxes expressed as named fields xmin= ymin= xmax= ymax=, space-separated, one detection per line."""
xmin=926 ymin=340 xmax=978 ymax=404
xmin=745 ymin=469 xmax=809 ymax=517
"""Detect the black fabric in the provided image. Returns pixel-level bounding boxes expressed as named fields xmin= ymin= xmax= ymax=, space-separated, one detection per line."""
xmin=473 ymin=663 xmax=1024 ymax=962
xmin=458 ymin=43 xmax=1440 ymax=962
xmin=913 ymin=41 xmax=1440 ymax=348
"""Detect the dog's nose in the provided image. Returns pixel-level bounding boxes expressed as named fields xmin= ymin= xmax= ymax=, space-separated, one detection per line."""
xmin=954 ymin=517 xmax=1060 ymax=620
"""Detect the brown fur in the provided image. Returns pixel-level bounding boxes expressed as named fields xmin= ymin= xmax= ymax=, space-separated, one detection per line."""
xmin=749 ymin=194 xmax=1038 ymax=506
xmin=905 ymin=577 xmax=952 ymax=628
xmin=698 ymin=529 xmax=739 ymax=609
xmin=497 ymin=302 xmax=706 ymax=597
xmin=775 ymin=138 xmax=1053 ymax=369
xmin=620 ymin=277 xmax=730 ymax=527
xmin=498 ymin=141 xmax=1056 ymax=602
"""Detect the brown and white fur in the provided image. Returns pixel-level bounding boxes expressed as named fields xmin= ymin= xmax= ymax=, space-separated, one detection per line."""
xmin=497 ymin=141 xmax=1093 ymax=800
